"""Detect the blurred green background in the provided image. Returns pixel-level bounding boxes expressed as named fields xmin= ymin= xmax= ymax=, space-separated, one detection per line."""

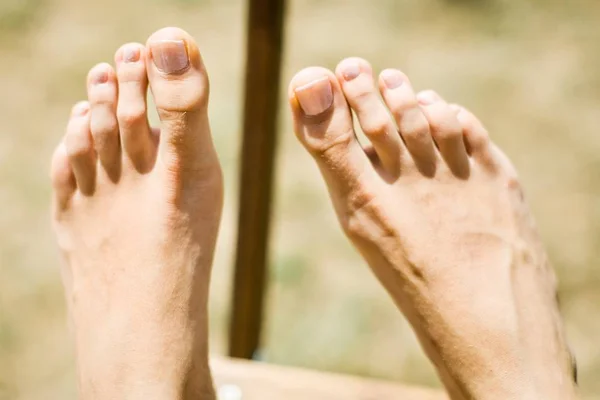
xmin=1 ymin=0 xmax=599 ymax=398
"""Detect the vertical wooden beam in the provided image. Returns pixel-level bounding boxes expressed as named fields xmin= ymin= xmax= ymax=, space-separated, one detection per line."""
xmin=229 ymin=0 xmax=287 ymax=359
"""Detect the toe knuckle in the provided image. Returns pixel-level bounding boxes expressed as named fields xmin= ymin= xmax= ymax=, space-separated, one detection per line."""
xmin=117 ymin=106 xmax=146 ymax=126
xmin=65 ymin=135 xmax=91 ymax=159
xmin=305 ymin=127 xmax=355 ymax=156
xmin=91 ymin=118 xmax=119 ymax=138
xmin=424 ymin=110 xmax=446 ymax=130
xmin=468 ymin=131 xmax=490 ymax=149
xmin=351 ymin=87 xmax=373 ymax=102
xmin=428 ymin=115 xmax=462 ymax=141
xmin=362 ymin=116 xmax=392 ymax=137
xmin=432 ymin=126 xmax=461 ymax=142
xmin=461 ymin=121 xmax=490 ymax=144
xmin=154 ymin=77 xmax=209 ymax=113
xmin=390 ymin=98 xmax=419 ymax=115
xmin=401 ymin=116 xmax=430 ymax=140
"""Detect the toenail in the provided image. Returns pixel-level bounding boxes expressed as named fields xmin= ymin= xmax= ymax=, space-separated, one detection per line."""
xmin=92 ymin=70 xmax=109 ymax=85
xmin=417 ymin=91 xmax=438 ymax=105
xmin=72 ymin=102 xmax=89 ymax=116
xmin=341 ymin=61 xmax=360 ymax=81
xmin=294 ymin=77 xmax=334 ymax=117
xmin=381 ymin=70 xmax=404 ymax=89
xmin=150 ymin=40 xmax=190 ymax=74
xmin=123 ymin=46 xmax=140 ymax=63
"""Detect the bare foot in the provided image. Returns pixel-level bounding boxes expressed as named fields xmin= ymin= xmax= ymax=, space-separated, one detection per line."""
xmin=50 ymin=27 xmax=221 ymax=400
xmin=288 ymin=58 xmax=577 ymax=400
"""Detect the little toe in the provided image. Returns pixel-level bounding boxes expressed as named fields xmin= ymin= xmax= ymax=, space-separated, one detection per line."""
xmin=64 ymin=101 xmax=96 ymax=195
xmin=87 ymin=63 xmax=121 ymax=180
xmin=453 ymin=104 xmax=497 ymax=170
xmin=378 ymin=69 xmax=438 ymax=176
xmin=50 ymin=141 xmax=76 ymax=212
xmin=417 ymin=90 xmax=470 ymax=177
xmin=335 ymin=58 xmax=405 ymax=176
xmin=115 ymin=43 xmax=155 ymax=172
xmin=289 ymin=67 xmax=377 ymax=208
xmin=145 ymin=27 xmax=217 ymax=179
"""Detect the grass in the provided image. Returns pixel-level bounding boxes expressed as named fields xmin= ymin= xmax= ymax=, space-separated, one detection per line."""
xmin=1 ymin=0 xmax=600 ymax=398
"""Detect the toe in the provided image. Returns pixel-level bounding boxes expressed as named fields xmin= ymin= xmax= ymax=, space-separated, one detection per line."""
xmin=115 ymin=43 xmax=155 ymax=172
xmin=452 ymin=104 xmax=497 ymax=169
xmin=453 ymin=104 xmax=518 ymax=178
xmin=378 ymin=69 xmax=437 ymax=175
xmin=64 ymin=101 xmax=96 ymax=195
xmin=145 ymin=27 xmax=216 ymax=176
xmin=335 ymin=58 xmax=405 ymax=176
xmin=289 ymin=67 xmax=377 ymax=208
xmin=87 ymin=63 xmax=121 ymax=180
xmin=50 ymin=141 xmax=76 ymax=212
xmin=417 ymin=90 xmax=470 ymax=177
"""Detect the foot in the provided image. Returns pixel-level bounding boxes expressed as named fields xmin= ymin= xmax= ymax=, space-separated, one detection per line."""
xmin=288 ymin=58 xmax=577 ymax=400
xmin=50 ymin=27 xmax=222 ymax=400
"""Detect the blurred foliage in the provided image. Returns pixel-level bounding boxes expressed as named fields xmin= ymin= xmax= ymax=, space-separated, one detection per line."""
xmin=0 ymin=0 xmax=47 ymax=35
xmin=1 ymin=0 xmax=600 ymax=399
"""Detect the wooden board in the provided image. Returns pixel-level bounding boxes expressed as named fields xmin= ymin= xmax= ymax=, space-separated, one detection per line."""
xmin=211 ymin=357 xmax=448 ymax=400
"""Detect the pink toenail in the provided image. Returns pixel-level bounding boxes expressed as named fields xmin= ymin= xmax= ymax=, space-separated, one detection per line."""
xmin=123 ymin=46 xmax=140 ymax=63
xmin=72 ymin=102 xmax=89 ymax=116
xmin=341 ymin=62 xmax=360 ymax=81
xmin=294 ymin=77 xmax=334 ymax=117
xmin=150 ymin=40 xmax=190 ymax=74
xmin=381 ymin=70 xmax=404 ymax=89
xmin=93 ymin=70 xmax=109 ymax=85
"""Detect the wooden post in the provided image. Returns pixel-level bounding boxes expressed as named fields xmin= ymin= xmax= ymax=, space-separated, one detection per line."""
xmin=228 ymin=0 xmax=287 ymax=359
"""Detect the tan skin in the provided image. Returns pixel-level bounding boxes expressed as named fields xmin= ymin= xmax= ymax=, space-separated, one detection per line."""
xmin=51 ymin=28 xmax=576 ymax=400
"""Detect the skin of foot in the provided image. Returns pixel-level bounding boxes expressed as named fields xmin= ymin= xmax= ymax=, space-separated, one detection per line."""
xmin=50 ymin=27 xmax=221 ymax=400
xmin=288 ymin=58 xmax=577 ymax=400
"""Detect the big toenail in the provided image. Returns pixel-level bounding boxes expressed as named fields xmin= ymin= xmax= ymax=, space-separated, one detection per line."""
xmin=150 ymin=40 xmax=190 ymax=74
xmin=381 ymin=70 xmax=404 ymax=89
xmin=341 ymin=62 xmax=360 ymax=81
xmin=418 ymin=91 xmax=437 ymax=105
xmin=294 ymin=77 xmax=334 ymax=116
xmin=93 ymin=70 xmax=109 ymax=85
xmin=123 ymin=46 xmax=140 ymax=63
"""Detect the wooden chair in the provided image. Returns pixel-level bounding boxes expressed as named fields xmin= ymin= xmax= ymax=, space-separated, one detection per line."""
xmin=220 ymin=1 xmax=447 ymax=397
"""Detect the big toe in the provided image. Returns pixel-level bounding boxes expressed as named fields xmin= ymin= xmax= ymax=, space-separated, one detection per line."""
xmin=145 ymin=27 xmax=217 ymax=181
xmin=288 ymin=67 xmax=377 ymax=214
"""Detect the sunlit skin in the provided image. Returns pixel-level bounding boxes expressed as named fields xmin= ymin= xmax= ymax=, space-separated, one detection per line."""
xmin=51 ymin=27 xmax=221 ymax=400
xmin=49 ymin=25 xmax=577 ymax=400
xmin=288 ymin=57 xmax=578 ymax=400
